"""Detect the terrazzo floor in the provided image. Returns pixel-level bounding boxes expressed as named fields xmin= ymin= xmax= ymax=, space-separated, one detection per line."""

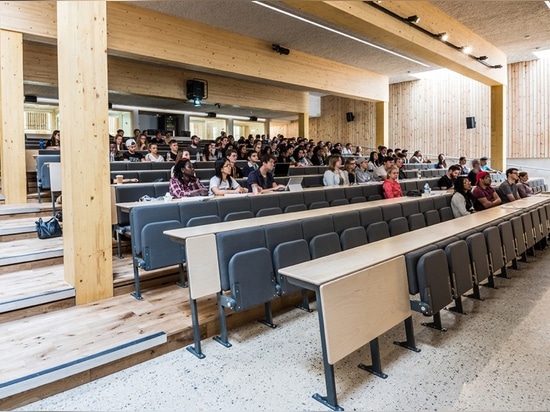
xmin=19 ymin=253 xmax=550 ymax=411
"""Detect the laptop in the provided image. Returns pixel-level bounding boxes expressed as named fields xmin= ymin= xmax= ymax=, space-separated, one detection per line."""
xmin=286 ymin=177 xmax=303 ymax=192
xmin=273 ymin=162 xmax=291 ymax=177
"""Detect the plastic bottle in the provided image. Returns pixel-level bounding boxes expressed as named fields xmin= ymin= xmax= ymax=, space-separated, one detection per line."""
xmin=423 ymin=182 xmax=431 ymax=197
xmin=39 ymin=140 xmax=45 ymax=150
xmin=417 ymin=170 xmax=422 ymax=179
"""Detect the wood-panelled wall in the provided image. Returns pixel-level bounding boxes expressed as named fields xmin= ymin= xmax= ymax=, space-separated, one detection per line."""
xmin=309 ymin=96 xmax=377 ymax=148
xmin=508 ymin=58 xmax=550 ymax=158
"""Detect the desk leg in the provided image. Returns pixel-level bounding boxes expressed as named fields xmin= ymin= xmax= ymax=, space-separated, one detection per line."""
xmin=394 ymin=316 xmax=421 ymax=353
xmin=213 ymin=293 xmax=232 ymax=348
xmin=186 ymin=298 xmax=206 ymax=359
xmin=358 ymin=338 xmax=387 ymax=379
xmin=312 ymin=291 xmax=343 ymax=411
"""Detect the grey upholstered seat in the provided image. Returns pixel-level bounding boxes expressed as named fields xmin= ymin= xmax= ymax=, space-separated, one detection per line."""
xmin=510 ymin=216 xmax=528 ymax=261
xmin=439 ymin=206 xmax=454 ymax=222
xmin=284 ymin=204 xmax=307 ymax=213
xmin=309 ymin=232 xmax=342 ymax=259
xmin=381 ymin=203 xmax=402 ymax=222
xmin=272 ymin=239 xmax=311 ymax=297
xmin=416 ymin=249 xmax=453 ymax=330
xmin=483 ymin=226 xmax=507 ymax=279
xmin=444 ymin=240 xmax=473 ymax=314
xmin=389 ymin=216 xmax=409 ymax=236
xmin=301 ymin=216 xmax=335 ymax=243
xmin=256 ymin=207 xmax=283 ymax=217
xmin=186 ymin=215 xmax=221 ymax=227
xmin=465 ymin=232 xmax=492 ymax=300
xmin=401 ymin=201 xmax=420 ymax=217
xmin=340 ymin=226 xmax=368 ymax=250
xmin=498 ymin=220 xmax=518 ymax=270
xmin=224 ymin=210 xmax=254 ymax=221
xmin=424 ymin=209 xmax=441 ymax=226
xmin=359 ymin=206 xmax=383 ymax=228
xmin=330 ymin=198 xmax=349 ymax=207
xmin=408 ymin=213 xmax=426 ymax=231
xmin=332 ymin=211 xmax=361 ymax=235
xmin=366 ymin=221 xmax=390 ymax=243
xmin=309 ymin=201 xmax=330 ymax=210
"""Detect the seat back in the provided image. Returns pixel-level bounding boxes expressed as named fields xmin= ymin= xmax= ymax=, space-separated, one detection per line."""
xmin=466 ymin=233 xmax=491 ymax=283
xmin=417 ymin=249 xmax=453 ymax=315
xmin=278 ymin=191 xmax=305 ymax=212
xmin=228 ymin=248 xmax=277 ymax=311
xmin=217 ymin=197 xmax=251 ymax=220
xmin=498 ymin=221 xmax=516 ymax=265
xmin=444 ymin=240 xmax=473 ymax=296
xmin=217 ymin=227 xmax=266 ymax=291
xmin=324 ymin=188 xmax=346 ymax=204
xmin=417 ymin=197 xmax=434 ymax=213
xmin=344 ymin=186 xmax=364 ymax=202
xmin=265 ymin=221 xmax=303 ymax=254
xmin=401 ymin=201 xmax=420 ymax=217
xmin=483 ymin=226 xmax=506 ymax=274
xmin=381 ymin=203 xmax=403 ymax=222
xmin=332 ymin=211 xmax=361 ymax=235
xmin=303 ymin=190 xmax=326 ymax=208
xmin=284 ymin=204 xmax=307 ymax=213
xmin=186 ymin=215 xmax=221 ymax=227
xmin=272 ymin=239 xmax=311 ymax=295
xmin=224 ymin=210 xmax=254 ymax=221
xmin=510 ymin=216 xmax=527 ymax=256
xmin=530 ymin=209 xmax=544 ymax=242
xmin=330 ymin=198 xmax=349 ymax=207
xmin=366 ymin=221 xmax=390 ymax=243
xmin=309 ymin=232 xmax=342 ymax=259
xmin=256 ymin=207 xmax=283 ymax=217
xmin=424 ymin=209 xmax=441 ymax=226
xmin=249 ymin=195 xmax=280 ymax=216
xmin=405 ymin=245 xmax=437 ymax=295
xmin=301 ymin=216 xmax=334 ymax=243
xmin=389 ymin=217 xmax=409 ymax=236
xmin=309 ymin=201 xmax=330 ymax=210
xmin=141 ymin=220 xmax=185 ymax=270
xmin=521 ymin=212 xmax=536 ymax=248
xmin=340 ymin=227 xmax=368 ymax=250
xmin=130 ymin=203 xmax=180 ymax=256
xmin=115 ymin=184 xmax=157 ymax=225
xmin=359 ymin=206 xmax=383 ymax=228
xmin=432 ymin=196 xmax=447 ymax=210
xmin=439 ymin=207 xmax=454 ymax=222
xmin=179 ymin=201 xmax=219 ymax=227
xmin=408 ymin=213 xmax=426 ymax=231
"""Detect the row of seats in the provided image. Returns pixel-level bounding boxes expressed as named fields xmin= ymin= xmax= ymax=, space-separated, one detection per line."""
xmin=405 ymin=203 xmax=550 ymax=331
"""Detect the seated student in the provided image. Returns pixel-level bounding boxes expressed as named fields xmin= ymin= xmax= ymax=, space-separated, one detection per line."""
xmin=145 ymin=143 xmax=165 ymax=162
xmin=109 ymin=142 xmax=124 ymax=162
xmin=496 ymin=167 xmax=521 ymax=203
xmin=150 ymin=129 xmax=164 ymax=144
xmin=435 ymin=154 xmax=447 ymax=169
xmin=471 ymin=171 xmax=501 ymax=211
xmin=323 ymin=154 xmax=348 ymax=186
xmin=122 ymin=139 xmax=145 ymax=162
xmin=169 ymin=159 xmax=208 ymax=198
xmin=437 ymin=164 xmax=461 ymax=190
xmin=373 ymin=156 xmax=394 ymax=181
xmin=137 ymin=134 xmax=149 ymax=151
xmin=247 ymin=154 xmax=286 ymax=193
xmin=459 ymin=156 xmax=469 ymax=174
xmin=226 ymin=149 xmax=243 ymax=178
xmin=165 ymin=139 xmax=180 ymax=162
xmin=187 ymin=135 xmax=202 ymax=160
xmin=209 ymin=159 xmax=248 ymax=196
xmin=451 ymin=176 xmax=475 ymax=217
xmin=355 ymin=157 xmax=372 ymax=183
xmin=382 ymin=166 xmax=402 ymax=198
xmin=479 ymin=156 xmax=496 ymax=172
xmin=395 ymin=156 xmax=407 ymax=180
xmin=290 ymin=147 xmax=312 ymax=167
xmin=517 ymin=171 xmax=540 ymax=197
xmin=46 ymin=130 xmax=61 ymax=150
xmin=242 ymin=150 xmax=259 ymax=177
xmin=343 ymin=157 xmax=357 ymax=184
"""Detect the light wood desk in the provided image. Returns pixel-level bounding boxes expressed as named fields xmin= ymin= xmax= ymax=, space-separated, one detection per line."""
xmin=278 ymin=196 xmax=550 ymax=410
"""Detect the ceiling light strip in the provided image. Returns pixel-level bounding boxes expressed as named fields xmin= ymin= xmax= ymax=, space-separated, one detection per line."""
xmin=252 ymin=1 xmax=429 ymax=67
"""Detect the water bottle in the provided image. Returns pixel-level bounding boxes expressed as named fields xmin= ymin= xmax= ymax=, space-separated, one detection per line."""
xmin=110 ymin=152 xmax=115 ymax=162
xmin=417 ymin=170 xmax=421 ymax=179
xmin=423 ymin=182 xmax=431 ymax=197
xmin=39 ymin=140 xmax=45 ymax=150
xmin=196 ymin=152 xmax=201 ymax=161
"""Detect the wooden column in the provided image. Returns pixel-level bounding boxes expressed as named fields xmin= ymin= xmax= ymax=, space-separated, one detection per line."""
xmin=491 ymin=85 xmax=506 ymax=171
xmin=57 ymin=2 xmax=113 ymax=304
xmin=0 ymin=30 xmax=27 ymax=204
xmin=375 ymin=101 xmax=388 ymax=150
xmin=298 ymin=112 xmax=309 ymax=139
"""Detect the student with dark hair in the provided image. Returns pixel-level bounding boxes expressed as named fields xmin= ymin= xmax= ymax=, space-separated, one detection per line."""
xmin=209 ymin=159 xmax=248 ymax=196
xmin=496 ymin=168 xmax=520 ymax=203
xmin=323 ymin=155 xmax=347 ymax=186
xmin=472 ymin=171 xmax=501 ymax=211
xmin=226 ymin=149 xmax=243 ymax=178
xmin=242 ymin=150 xmax=259 ymax=177
xmin=247 ymin=155 xmax=285 ymax=193
xmin=468 ymin=159 xmax=481 ymax=186
xmin=46 ymin=130 xmax=60 ymax=149
xmin=165 ymin=139 xmax=179 ymax=162
xmin=169 ymin=159 xmax=208 ymax=198
xmin=517 ymin=171 xmax=540 ymax=197
xmin=451 ymin=176 xmax=475 ymax=217
xmin=437 ymin=164 xmax=461 ymax=190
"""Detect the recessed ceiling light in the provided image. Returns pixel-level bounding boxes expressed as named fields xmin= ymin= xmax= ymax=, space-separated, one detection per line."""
xmin=534 ymin=49 xmax=550 ymax=59
xmin=252 ymin=1 xmax=430 ymax=68
xmin=545 ymin=1 xmax=550 ymax=9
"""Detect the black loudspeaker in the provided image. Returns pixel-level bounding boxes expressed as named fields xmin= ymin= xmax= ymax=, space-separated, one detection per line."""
xmin=466 ymin=116 xmax=476 ymax=129
xmin=346 ymin=112 xmax=355 ymax=122
xmin=24 ymin=95 xmax=37 ymax=103
xmin=186 ymin=79 xmax=206 ymax=100
xmin=207 ymin=112 xmax=217 ymax=118
xmin=249 ymin=116 xmax=258 ymax=122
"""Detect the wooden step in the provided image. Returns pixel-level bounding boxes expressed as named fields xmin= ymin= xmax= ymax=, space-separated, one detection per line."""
xmin=0 ymin=265 xmax=74 ymax=319
xmin=0 ymin=237 xmax=64 ymax=274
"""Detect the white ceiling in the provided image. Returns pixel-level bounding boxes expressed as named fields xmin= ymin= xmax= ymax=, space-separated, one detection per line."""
xmin=24 ymin=1 xmax=550 ymax=119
